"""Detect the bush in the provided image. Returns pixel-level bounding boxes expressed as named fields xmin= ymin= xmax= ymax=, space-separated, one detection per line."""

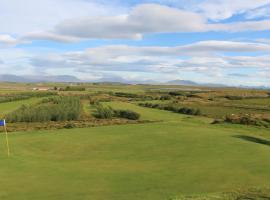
xmin=138 ymin=103 xmax=201 ymax=116
xmin=114 ymin=92 xmax=139 ymax=98
xmin=60 ymin=86 xmax=86 ymax=91
xmin=114 ymin=110 xmax=140 ymax=120
xmin=211 ymin=119 xmax=223 ymax=124
xmin=226 ymin=114 xmax=257 ymax=125
xmin=178 ymin=107 xmax=201 ymax=115
xmin=93 ymin=105 xmax=114 ymax=119
xmin=168 ymin=91 xmax=186 ymax=96
xmin=159 ymin=95 xmax=171 ymax=100
xmin=224 ymin=114 xmax=270 ymax=127
xmin=224 ymin=95 xmax=243 ymax=100
xmin=93 ymin=105 xmax=140 ymax=120
xmin=64 ymin=123 xmax=76 ymax=129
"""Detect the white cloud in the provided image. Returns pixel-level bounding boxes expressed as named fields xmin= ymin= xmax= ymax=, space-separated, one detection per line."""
xmin=245 ymin=4 xmax=270 ymax=19
xmin=210 ymin=20 xmax=270 ymax=32
xmin=36 ymin=4 xmax=270 ymax=41
xmin=53 ymin=4 xmax=206 ymax=40
xmin=195 ymin=0 xmax=270 ymax=21
xmin=1 ymin=3 xmax=270 ymax=43
xmin=180 ymin=40 xmax=270 ymax=52
xmin=22 ymin=32 xmax=80 ymax=43
xmin=0 ymin=34 xmax=17 ymax=46
xmin=256 ymin=38 xmax=270 ymax=44
xmin=29 ymin=41 xmax=270 ymax=75
xmin=0 ymin=39 xmax=269 ymax=85
xmin=257 ymin=69 xmax=270 ymax=78
xmin=0 ymin=48 xmax=34 ymax=74
xmin=0 ymin=0 xmax=124 ymax=34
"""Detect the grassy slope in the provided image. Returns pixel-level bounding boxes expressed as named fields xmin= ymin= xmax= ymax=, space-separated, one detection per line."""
xmin=0 ymin=102 xmax=269 ymax=199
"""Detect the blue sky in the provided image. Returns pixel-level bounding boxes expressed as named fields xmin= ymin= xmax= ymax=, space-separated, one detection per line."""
xmin=0 ymin=0 xmax=270 ymax=86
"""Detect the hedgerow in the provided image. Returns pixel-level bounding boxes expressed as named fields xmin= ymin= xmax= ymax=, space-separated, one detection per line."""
xmin=138 ymin=102 xmax=201 ymax=116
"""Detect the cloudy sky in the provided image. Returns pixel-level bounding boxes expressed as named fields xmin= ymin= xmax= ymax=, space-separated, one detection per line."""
xmin=0 ymin=0 xmax=270 ymax=86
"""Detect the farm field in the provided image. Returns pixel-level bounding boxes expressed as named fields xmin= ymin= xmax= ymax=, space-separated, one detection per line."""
xmin=0 ymin=83 xmax=269 ymax=200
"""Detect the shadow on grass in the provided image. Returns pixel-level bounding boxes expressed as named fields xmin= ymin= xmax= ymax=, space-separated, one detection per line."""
xmin=233 ymin=135 xmax=270 ymax=147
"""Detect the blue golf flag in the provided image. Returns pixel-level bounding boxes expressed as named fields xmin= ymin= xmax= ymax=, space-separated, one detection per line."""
xmin=0 ymin=119 xmax=6 ymax=127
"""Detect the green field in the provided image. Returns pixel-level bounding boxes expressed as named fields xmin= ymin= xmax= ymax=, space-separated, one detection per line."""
xmin=0 ymin=97 xmax=44 ymax=116
xmin=0 ymin=102 xmax=270 ymax=199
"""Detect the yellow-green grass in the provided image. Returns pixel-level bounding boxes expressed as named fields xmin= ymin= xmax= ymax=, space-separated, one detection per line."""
xmin=0 ymin=103 xmax=269 ymax=199
xmin=0 ymin=98 xmax=44 ymax=117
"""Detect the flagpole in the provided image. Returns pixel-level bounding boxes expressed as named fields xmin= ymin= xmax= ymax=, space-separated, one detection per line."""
xmin=3 ymin=121 xmax=10 ymax=157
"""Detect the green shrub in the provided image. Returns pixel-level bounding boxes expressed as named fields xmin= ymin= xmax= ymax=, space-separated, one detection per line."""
xmin=114 ymin=92 xmax=139 ymax=98
xmin=60 ymin=86 xmax=86 ymax=91
xmin=225 ymin=114 xmax=270 ymax=127
xmin=168 ymin=91 xmax=186 ymax=96
xmin=93 ymin=105 xmax=140 ymax=120
xmin=178 ymin=107 xmax=201 ymax=115
xmin=114 ymin=110 xmax=140 ymax=120
xmin=160 ymin=95 xmax=171 ymax=100
xmin=93 ymin=105 xmax=114 ymax=119
xmin=64 ymin=123 xmax=76 ymax=129
xmin=139 ymin=103 xmax=201 ymax=116
xmin=224 ymin=95 xmax=243 ymax=100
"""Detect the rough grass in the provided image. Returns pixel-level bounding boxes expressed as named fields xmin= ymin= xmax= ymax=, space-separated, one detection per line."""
xmin=0 ymin=102 xmax=270 ymax=199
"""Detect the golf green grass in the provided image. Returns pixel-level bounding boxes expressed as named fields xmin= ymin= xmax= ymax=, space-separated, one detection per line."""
xmin=0 ymin=103 xmax=269 ymax=199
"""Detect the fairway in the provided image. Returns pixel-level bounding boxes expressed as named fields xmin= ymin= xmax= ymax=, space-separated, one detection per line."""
xmin=0 ymin=105 xmax=270 ymax=200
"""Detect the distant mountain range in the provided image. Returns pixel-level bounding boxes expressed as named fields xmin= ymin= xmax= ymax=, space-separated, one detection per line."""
xmin=0 ymin=74 xmax=268 ymax=89
xmin=163 ymin=79 xmax=228 ymax=87
xmin=163 ymin=79 xmax=198 ymax=86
